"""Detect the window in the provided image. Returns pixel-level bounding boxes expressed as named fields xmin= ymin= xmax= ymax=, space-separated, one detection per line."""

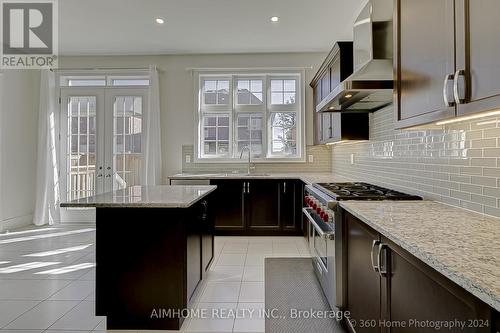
xmin=271 ymin=79 xmax=296 ymax=105
xmin=202 ymin=115 xmax=230 ymax=157
xmin=60 ymin=75 xmax=150 ymax=87
xmin=196 ymin=72 xmax=304 ymax=161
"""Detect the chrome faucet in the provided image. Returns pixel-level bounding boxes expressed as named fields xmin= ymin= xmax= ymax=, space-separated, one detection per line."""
xmin=239 ymin=146 xmax=251 ymax=175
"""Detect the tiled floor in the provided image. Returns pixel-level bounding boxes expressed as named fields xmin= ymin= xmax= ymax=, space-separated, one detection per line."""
xmin=0 ymin=225 xmax=310 ymax=332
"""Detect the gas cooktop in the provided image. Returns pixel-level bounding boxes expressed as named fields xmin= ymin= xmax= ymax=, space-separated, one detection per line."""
xmin=313 ymin=182 xmax=422 ymax=201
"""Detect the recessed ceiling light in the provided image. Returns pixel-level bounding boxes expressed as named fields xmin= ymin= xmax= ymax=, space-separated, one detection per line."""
xmin=155 ymin=17 xmax=165 ymax=25
xmin=345 ymin=94 xmax=353 ymax=98
xmin=270 ymin=16 xmax=279 ymax=22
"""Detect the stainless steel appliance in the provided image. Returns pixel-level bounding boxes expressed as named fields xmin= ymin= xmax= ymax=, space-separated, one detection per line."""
xmin=303 ymin=182 xmax=422 ymax=310
xmin=316 ymin=0 xmax=394 ymax=112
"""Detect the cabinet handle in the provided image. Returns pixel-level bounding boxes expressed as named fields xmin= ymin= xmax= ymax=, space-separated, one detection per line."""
xmin=370 ymin=240 xmax=381 ymax=273
xmin=377 ymin=243 xmax=388 ymax=278
xmin=247 ymin=182 xmax=250 ymax=193
xmin=283 ymin=182 xmax=286 ymax=194
xmin=442 ymin=73 xmax=455 ymax=107
xmin=453 ymin=69 xmax=466 ymax=105
xmin=242 ymin=182 xmax=246 ymax=194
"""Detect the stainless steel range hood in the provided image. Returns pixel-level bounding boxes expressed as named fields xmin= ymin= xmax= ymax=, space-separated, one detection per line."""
xmin=317 ymin=0 xmax=394 ymax=112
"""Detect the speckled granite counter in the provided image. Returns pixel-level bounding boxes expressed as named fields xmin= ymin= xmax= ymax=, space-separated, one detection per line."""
xmin=340 ymin=200 xmax=500 ymax=311
xmin=60 ymin=185 xmax=217 ymax=208
xmin=168 ymin=172 xmax=349 ymax=185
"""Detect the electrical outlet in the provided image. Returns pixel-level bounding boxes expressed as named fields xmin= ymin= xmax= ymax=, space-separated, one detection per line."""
xmin=185 ymin=155 xmax=191 ymax=164
xmin=350 ymin=154 xmax=355 ymax=165
xmin=308 ymin=154 xmax=314 ymax=163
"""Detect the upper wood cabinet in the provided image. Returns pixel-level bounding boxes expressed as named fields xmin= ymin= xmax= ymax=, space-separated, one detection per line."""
xmin=311 ymin=42 xmax=353 ymax=144
xmin=455 ymin=0 xmax=500 ymax=116
xmin=395 ymin=0 xmax=500 ymax=128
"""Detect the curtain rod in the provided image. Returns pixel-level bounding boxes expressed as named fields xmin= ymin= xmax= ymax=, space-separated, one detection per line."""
xmin=185 ymin=66 xmax=313 ymax=71
xmin=50 ymin=67 xmax=153 ymax=72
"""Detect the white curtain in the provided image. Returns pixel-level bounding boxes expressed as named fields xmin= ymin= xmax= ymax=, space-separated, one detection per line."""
xmin=33 ymin=70 xmax=60 ymax=226
xmin=142 ymin=65 xmax=162 ymax=185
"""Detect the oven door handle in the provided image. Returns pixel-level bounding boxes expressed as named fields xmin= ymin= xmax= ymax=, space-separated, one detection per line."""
xmin=302 ymin=208 xmax=335 ymax=240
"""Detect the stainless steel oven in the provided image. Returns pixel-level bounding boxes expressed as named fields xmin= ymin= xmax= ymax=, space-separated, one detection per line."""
xmin=303 ymin=182 xmax=422 ymax=312
xmin=303 ymin=187 xmax=336 ymax=310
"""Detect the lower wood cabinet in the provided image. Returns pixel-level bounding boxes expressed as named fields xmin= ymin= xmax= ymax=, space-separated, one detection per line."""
xmin=345 ymin=212 xmax=492 ymax=333
xmin=211 ymin=179 xmax=302 ymax=235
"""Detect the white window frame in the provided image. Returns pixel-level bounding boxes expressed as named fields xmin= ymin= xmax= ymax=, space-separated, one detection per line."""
xmin=194 ymin=70 xmax=305 ymax=163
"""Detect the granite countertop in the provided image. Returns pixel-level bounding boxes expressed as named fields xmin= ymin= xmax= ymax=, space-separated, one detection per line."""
xmin=340 ymin=200 xmax=500 ymax=312
xmin=60 ymin=185 xmax=217 ymax=208
xmin=168 ymin=172 xmax=348 ymax=185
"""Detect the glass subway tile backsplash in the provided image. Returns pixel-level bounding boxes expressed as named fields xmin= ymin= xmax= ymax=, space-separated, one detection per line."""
xmin=331 ymin=106 xmax=500 ymax=218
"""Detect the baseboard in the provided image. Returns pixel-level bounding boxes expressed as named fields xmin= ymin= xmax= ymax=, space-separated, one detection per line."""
xmin=0 ymin=213 xmax=33 ymax=232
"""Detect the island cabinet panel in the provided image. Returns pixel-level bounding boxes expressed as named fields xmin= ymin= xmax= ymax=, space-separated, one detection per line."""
xmin=211 ymin=179 xmax=303 ymax=236
xmin=344 ymin=212 xmax=492 ymax=333
xmin=95 ymin=195 xmax=215 ymax=330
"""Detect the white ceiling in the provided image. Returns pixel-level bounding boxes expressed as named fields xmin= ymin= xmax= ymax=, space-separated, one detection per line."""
xmin=59 ymin=0 xmax=366 ymax=55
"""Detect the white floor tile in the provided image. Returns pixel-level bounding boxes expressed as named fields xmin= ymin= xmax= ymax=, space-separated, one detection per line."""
xmin=244 ymin=254 xmax=269 ymax=267
xmin=221 ymin=243 xmax=248 ymax=254
xmin=238 ymin=282 xmax=264 ymax=303
xmin=0 ymin=279 xmax=71 ymax=300
xmin=0 ymin=330 xmax=43 ymax=333
xmin=242 ymin=266 xmax=264 ymax=282
xmin=4 ymin=300 xmax=79 ymax=330
xmin=186 ymin=302 xmax=236 ymax=332
xmin=233 ymin=303 xmax=265 ymax=333
xmin=0 ymin=300 xmax=40 ymax=328
xmin=247 ymin=243 xmax=273 ymax=254
xmin=48 ymin=300 xmax=103 ymax=330
xmin=206 ymin=266 xmax=243 ymax=282
xmin=48 ymin=280 xmax=94 ymax=300
xmin=199 ymin=282 xmax=241 ymax=303
xmin=216 ymin=253 xmax=246 ymax=266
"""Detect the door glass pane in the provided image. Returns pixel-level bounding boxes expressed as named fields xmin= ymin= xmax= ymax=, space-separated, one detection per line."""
xmin=66 ymin=96 xmax=97 ymax=201
xmin=113 ymin=96 xmax=143 ymax=190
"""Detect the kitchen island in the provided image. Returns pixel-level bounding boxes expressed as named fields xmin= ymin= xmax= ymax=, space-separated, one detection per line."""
xmin=61 ymin=185 xmax=217 ymax=330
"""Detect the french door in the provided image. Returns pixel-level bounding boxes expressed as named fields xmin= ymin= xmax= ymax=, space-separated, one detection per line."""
xmin=60 ymin=87 xmax=148 ymax=203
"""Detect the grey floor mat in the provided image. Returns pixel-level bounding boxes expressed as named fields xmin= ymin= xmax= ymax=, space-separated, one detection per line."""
xmin=265 ymin=257 xmax=346 ymax=333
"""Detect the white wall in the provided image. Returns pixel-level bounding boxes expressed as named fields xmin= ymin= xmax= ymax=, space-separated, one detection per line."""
xmin=0 ymin=70 xmax=41 ymax=231
xmin=60 ymin=52 xmax=326 ymax=180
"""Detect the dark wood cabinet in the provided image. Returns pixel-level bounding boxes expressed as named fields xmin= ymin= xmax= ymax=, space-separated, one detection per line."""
xmin=95 ymin=195 xmax=215 ymax=330
xmin=345 ymin=212 xmax=382 ymax=333
xmin=210 ymin=180 xmax=245 ymax=230
xmin=246 ymin=180 xmax=280 ymax=230
xmin=279 ymin=180 xmax=298 ymax=231
xmin=211 ymin=179 xmax=303 ymax=235
xmin=200 ymin=200 xmax=214 ymax=274
xmin=311 ymin=42 xmax=354 ymax=144
xmin=344 ymin=212 xmax=492 ymax=333
xmin=395 ymin=0 xmax=500 ymax=128
xmin=455 ymin=0 xmax=500 ymax=116
xmin=394 ymin=0 xmax=456 ymax=128
xmin=384 ymin=235 xmax=491 ymax=333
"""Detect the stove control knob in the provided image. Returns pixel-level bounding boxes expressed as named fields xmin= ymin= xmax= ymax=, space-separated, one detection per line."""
xmin=322 ymin=213 xmax=329 ymax=222
xmin=316 ymin=204 xmax=322 ymax=214
xmin=327 ymin=212 xmax=334 ymax=223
